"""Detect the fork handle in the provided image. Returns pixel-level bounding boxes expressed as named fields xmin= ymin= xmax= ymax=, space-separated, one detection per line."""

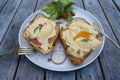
xmin=0 ymin=53 xmax=15 ymax=57
xmin=105 ymin=34 xmax=120 ymax=50
xmin=93 ymin=23 xmax=120 ymax=51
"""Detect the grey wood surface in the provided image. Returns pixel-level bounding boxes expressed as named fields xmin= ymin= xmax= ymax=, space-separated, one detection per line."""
xmin=15 ymin=56 xmax=45 ymax=80
xmin=83 ymin=0 xmax=120 ymax=80
xmin=46 ymin=71 xmax=75 ymax=80
xmin=15 ymin=0 xmax=46 ymax=80
xmin=98 ymin=0 xmax=120 ymax=79
xmin=0 ymin=0 xmax=37 ymax=80
xmin=0 ymin=0 xmax=22 ymax=79
xmin=0 ymin=0 xmax=8 ymax=12
xmin=0 ymin=0 xmax=22 ymax=42
xmin=0 ymin=0 xmax=36 ymax=54
xmin=0 ymin=55 xmax=19 ymax=80
xmin=0 ymin=0 xmax=120 ymax=80
xmin=99 ymin=0 xmax=120 ymax=43
xmin=113 ymin=0 xmax=120 ymax=11
xmin=76 ymin=60 xmax=103 ymax=80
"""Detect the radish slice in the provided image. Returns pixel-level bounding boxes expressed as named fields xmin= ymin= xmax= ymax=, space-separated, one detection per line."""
xmin=51 ymin=51 xmax=67 ymax=64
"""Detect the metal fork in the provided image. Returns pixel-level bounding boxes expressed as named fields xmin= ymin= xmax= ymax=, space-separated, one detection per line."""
xmin=0 ymin=46 xmax=33 ymax=57
xmin=93 ymin=23 xmax=120 ymax=50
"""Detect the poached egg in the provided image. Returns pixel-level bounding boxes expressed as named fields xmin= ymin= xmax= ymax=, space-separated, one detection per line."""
xmin=62 ymin=21 xmax=101 ymax=53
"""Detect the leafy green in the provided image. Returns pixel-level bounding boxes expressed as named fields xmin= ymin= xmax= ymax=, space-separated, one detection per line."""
xmin=42 ymin=2 xmax=58 ymax=20
xmin=48 ymin=58 xmax=52 ymax=62
xmin=34 ymin=26 xmax=42 ymax=33
xmin=53 ymin=0 xmax=73 ymax=7
xmin=42 ymin=0 xmax=75 ymax=21
xmin=81 ymin=38 xmax=90 ymax=42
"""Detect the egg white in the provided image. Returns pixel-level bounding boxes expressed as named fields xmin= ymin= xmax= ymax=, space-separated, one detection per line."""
xmin=62 ymin=22 xmax=101 ymax=53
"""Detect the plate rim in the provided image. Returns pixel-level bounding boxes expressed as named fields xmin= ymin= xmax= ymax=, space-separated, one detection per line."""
xmin=18 ymin=6 xmax=105 ymax=71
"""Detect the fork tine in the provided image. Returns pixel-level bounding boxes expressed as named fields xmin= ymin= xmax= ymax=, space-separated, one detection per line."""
xmin=18 ymin=49 xmax=33 ymax=52
xmin=18 ymin=50 xmax=33 ymax=53
xmin=18 ymin=49 xmax=32 ymax=51
xmin=19 ymin=47 xmax=32 ymax=49
xmin=18 ymin=51 xmax=33 ymax=55
xmin=17 ymin=47 xmax=34 ymax=55
xmin=18 ymin=49 xmax=33 ymax=51
xmin=18 ymin=51 xmax=33 ymax=53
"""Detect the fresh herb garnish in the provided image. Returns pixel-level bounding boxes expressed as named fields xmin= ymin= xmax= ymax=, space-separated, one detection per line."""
xmin=34 ymin=26 xmax=42 ymax=33
xmin=48 ymin=58 xmax=52 ymax=62
xmin=81 ymin=38 xmax=90 ymax=42
xmin=39 ymin=26 xmax=42 ymax=31
xmin=42 ymin=0 xmax=75 ymax=21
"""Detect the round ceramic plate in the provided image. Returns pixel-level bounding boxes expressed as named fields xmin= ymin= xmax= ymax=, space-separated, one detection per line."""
xmin=18 ymin=7 xmax=105 ymax=71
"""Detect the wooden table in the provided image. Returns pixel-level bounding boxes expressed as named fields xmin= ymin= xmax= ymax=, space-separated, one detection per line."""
xmin=0 ymin=0 xmax=120 ymax=80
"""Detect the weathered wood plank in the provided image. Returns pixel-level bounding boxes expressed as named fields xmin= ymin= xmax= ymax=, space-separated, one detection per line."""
xmin=0 ymin=0 xmax=22 ymax=80
xmin=14 ymin=0 xmax=48 ymax=80
xmin=0 ymin=0 xmax=22 ymax=42
xmin=0 ymin=0 xmax=37 ymax=54
xmin=15 ymin=56 xmax=44 ymax=80
xmin=77 ymin=60 xmax=103 ymax=80
xmin=74 ymin=0 xmax=83 ymax=8
xmin=83 ymin=0 xmax=120 ymax=80
xmin=46 ymin=71 xmax=75 ymax=80
xmin=0 ymin=55 xmax=19 ymax=80
xmin=35 ymin=0 xmax=48 ymax=10
xmin=113 ymin=0 xmax=120 ymax=11
xmin=0 ymin=0 xmax=8 ymax=12
xmin=0 ymin=0 xmax=38 ymax=80
xmin=99 ymin=0 xmax=120 ymax=43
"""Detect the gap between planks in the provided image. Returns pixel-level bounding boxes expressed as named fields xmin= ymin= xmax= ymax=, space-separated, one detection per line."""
xmin=98 ymin=0 xmax=120 ymax=45
xmin=112 ymin=0 xmax=120 ymax=12
xmin=13 ymin=0 xmax=39 ymax=79
xmin=0 ymin=0 xmax=23 ymax=44
xmin=82 ymin=0 xmax=112 ymax=80
xmin=0 ymin=0 xmax=9 ymax=13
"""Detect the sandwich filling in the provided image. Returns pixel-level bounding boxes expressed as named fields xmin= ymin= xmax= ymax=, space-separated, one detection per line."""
xmin=25 ymin=16 xmax=56 ymax=50
xmin=62 ymin=22 xmax=101 ymax=55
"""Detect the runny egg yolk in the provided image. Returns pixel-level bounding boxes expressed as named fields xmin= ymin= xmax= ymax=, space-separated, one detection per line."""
xmin=73 ymin=31 xmax=92 ymax=40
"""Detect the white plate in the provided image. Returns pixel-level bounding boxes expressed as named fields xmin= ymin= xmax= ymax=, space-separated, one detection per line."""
xmin=18 ymin=7 xmax=105 ymax=71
